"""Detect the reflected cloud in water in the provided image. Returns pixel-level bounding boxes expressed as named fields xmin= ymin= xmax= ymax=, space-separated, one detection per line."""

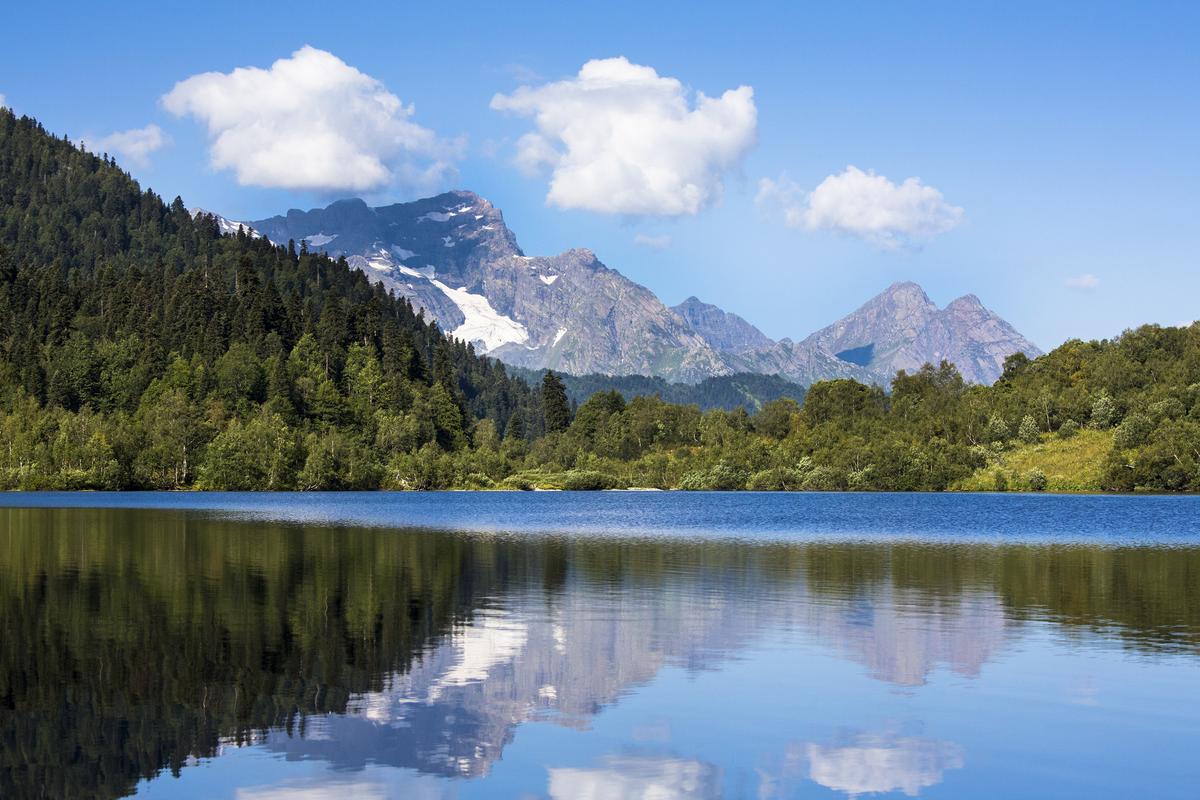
xmin=806 ymin=733 xmax=964 ymax=797
xmin=757 ymin=731 xmax=964 ymax=799
xmin=548 ymin=755 xmax=722 ymax=800
xmin=236 ymin=783 xmax=390 ymax=800
xmin=2 ymin=506 xmax=1198 ymax=799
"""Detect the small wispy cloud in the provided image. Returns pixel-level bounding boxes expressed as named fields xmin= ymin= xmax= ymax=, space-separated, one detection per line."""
xmin=0 ymin=94 xmax=8 ymax=108
xmin=633 ymin=233 xmax=672 ymax=250
xmin=756 ymin=166 xmax=963 ymax=250
xmin=1064 ymin=273 xmax=1100 ymax=290
xmin=81 ymin=124 xmax=170 ymax=168
xmin=502 ymin=63 xmax=543 ymax=84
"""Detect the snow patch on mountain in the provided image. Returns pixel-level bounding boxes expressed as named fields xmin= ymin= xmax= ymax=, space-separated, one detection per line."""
xmin=431 ymin=279 xmax=529 ymax=352
xmin=349 ymin=246 xmax=401 ymax=273
xmin=190 ymin=208 xmax=265 ymax=240
xmin=398 ymin=264 xmax=435 ymax=279
xmin=305 ymin=232 xmax=337 ymax=247
xmin=540 ymin=274 xmax=559 ymax=285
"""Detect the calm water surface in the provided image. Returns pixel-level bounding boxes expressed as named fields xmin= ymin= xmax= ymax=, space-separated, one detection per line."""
xmin=1 ymin=492 xmax=1198 ymax=799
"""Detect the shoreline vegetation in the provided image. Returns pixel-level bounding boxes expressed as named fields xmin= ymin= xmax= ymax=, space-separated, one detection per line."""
xmin=1 ymin=110 xmax=1199 ymax=494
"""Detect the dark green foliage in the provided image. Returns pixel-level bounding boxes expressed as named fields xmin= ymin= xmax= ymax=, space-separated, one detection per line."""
xmin=0 ymin=109 xmax=534 ymax=489
xmin=0 ymin=110 xmax=1197 ymax=493
xmin=5 ymin=508 xmax=1198 ymax=799
xmin=541 ymin=370 xmax=570 ymax=433
xmin=1027 ymin=468 xmax=1048 ymax=491
xmin=507 ymin=368 xmax=808 ymax=412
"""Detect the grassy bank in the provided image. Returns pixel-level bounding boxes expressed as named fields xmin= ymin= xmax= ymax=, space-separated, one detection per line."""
xmin=953 ymin=430 xmax=1113 ymax=493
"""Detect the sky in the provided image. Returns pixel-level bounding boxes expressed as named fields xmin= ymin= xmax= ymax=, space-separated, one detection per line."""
xmin=2 ymin=0 xmax=1197 ymax=349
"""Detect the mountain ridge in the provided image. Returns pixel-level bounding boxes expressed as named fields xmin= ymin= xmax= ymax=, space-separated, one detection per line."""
xmin=249 ymin=192 xmax=1040 ymax=385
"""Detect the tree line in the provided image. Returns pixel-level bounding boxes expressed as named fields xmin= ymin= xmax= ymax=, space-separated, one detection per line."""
xmin=0 ymin=108 xmax=1197 ymax=492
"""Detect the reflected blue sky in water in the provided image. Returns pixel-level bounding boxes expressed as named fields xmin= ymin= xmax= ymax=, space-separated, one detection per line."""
xmin=1 ymin=496 xmax=1197 ymax=799
xmin=5 ymin=490 xmax=1200 ymax=544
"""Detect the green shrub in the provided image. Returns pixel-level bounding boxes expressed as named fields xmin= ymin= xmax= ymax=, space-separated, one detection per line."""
xmin=1026 ymin=468 xmax=1048 ymax=491
xmin=1114 ymin=413 xmax=1154 ymax=450
xmin=985 ymin=415 xmax=1010 ymax=444
xmin=499 ymin=474 xmax=534 ymax=490
xmin=747 ymin=467 xmax=803 ymax=491
xmin=679 ymin=461 xmax=749 ymax=490
xmin=1058 ymin=419 xmax=1080 ymax=439
xmin=1018 ymin=415 xmax=1041 ymax=444
xmin=993 ymin=470 xmax=1009 ymax=492
xmin=1091 ymin=392 xmax=1117 ymax=429
xmin=561 ymin=469 xmax=619 ymax=490
xmin=1149 ymin=398 xmax=1186 ymax=422
xmin=802 ymin=466 xmax=841 ymax=491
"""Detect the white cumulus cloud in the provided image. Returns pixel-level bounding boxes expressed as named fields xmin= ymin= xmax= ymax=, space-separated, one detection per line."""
xmin=757 ymin=166 xmax=964 ymax=250
xmin=633 ymin=233 xmax=673 ymax=250
xmin=491 ymin=57 xmax=757 ymax=216
xmin=1064 ymin=273 xmax=1100 ymax=290
xmin=81 ymin=124 xmax=169 ymax=168
xmin=163 ymin=46 xmax=459 ymax=193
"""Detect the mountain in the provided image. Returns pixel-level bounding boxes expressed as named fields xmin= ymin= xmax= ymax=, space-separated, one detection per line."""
xmin=251 ymin=193 xmax=1039 ymax=387
xmin=794 ymin=282 xmax=1043 ymax=384
xmin=0 ymin=108 xmax=541 ymax=492
xmin=252 ymin=192 xmax=728 ymax=383
xmin=190 ymin=208 xmax=264 ymax=240
xmin=673 ymin=282 xmax=1041 ymax=385
xmin=671 ymin=296 xmax=775 ymax=355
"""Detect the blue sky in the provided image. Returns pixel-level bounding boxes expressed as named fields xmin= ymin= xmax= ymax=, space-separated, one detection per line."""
xmin=3 ymin=0 xmax=1197 ymax=348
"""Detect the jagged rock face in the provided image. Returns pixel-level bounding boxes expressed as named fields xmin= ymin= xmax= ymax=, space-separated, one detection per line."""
xmin=253 ymin=193 xmax=728 ymax=382
xmin=725 ymin=339 xmax=876 ymax=387
xmin=676 ymin=281 xmax=1040 ymax=386
xmin=248 ymin=193 xmax=1039 ymax=386
xmin=672 ymin=297 xmax=776 ymax=355
xmin=489 ymin=250 xmax=730 ymax=382
xmin=253 ymin=192 xmax=525 ymax=334
xmin=797 ymin=282 xmax=1042 ymax=385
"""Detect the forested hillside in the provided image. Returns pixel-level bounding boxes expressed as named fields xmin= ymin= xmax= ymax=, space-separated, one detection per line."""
xmin=0 ymin=109 xmax=537 ymax=489
xmin=0 ymin=109 xmax=1197 ymax=492
xmin=506 ymin=367 xmax=808 ymax=412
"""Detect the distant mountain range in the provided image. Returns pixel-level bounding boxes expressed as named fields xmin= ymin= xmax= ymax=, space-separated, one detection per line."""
xmin=201 ymin=191 xmax=1040 ymax=385
xmin=505 ymin=367 xmax=808 ymax=412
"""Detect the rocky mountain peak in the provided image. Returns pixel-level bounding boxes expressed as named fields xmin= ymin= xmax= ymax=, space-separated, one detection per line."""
xmin=792 ymin=281 xmax=1040 ymax=384
xmin=946 ymin=293 xmax=984 ymax=310
xmin=873 ymin=281 xmax=937 ymax=310
xmin=237 ymin=190 xmax=1040 ymax=387
xmin=672 ymin=296 xmax=776 ymax=355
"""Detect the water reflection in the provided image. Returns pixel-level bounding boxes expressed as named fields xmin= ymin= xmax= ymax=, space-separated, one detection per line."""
xmin=805 ymin=733 xmax=965 ymax=797
xmin=1 ymin=507 xmax=1198 ymax=799
xmin=549 ymin=756 xmax=722 ymax=800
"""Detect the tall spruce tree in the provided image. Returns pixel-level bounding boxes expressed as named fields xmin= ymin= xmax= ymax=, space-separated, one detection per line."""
xmin=541 ymin=371 xmax=570 ymax=433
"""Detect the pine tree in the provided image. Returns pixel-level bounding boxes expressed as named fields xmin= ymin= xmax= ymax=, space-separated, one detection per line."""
xmin=542 ymin=371 xmax=570 ymax=433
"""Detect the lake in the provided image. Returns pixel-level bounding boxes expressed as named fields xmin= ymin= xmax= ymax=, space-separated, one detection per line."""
xmin=1 ymin=492 xmax=1198 ymax=799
